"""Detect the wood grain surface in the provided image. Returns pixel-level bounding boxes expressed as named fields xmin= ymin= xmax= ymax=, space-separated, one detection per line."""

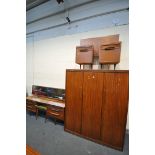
xmin=65 ymin=71 xmax=83 ymax=134
xmin=101 ymin=72 xmax=129 ymax=149
xmin=81 ymin=72 xmax=103 ymax=140
xmin=26 ymin=145 xmax=40 ymax=155
xmin=65 ymin=70 xmax=129 ymax=150
xmin=80 ymin=35 xmax=119 ymax=56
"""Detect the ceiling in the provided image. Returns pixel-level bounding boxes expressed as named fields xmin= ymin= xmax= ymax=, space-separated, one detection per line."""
xmin=26 ymin=0 xmax=50 ymax=10
xmin=26 ymin=0 xmax=96 ymax=11
xmin=26 ymin=0 xmax=129 ymax=36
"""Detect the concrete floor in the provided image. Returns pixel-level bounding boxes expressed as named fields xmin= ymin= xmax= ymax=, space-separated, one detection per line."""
xmin=26 ymin=113 xmax=129 ymax=155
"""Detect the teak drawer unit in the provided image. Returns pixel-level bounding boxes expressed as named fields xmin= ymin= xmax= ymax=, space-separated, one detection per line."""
xmin=76 ymin=46 xmax=93 ymax=64
xmin=26 ymin=99 xmax=37 ymax=113
xmin=65 ymin=69 xmax=129 ymax=151
xmin=46 ymin=105 xmax=64 ymax=121
xmin=26 ymin=97 xmax=65 ymax=121
xmin=99 ymin=42 xmax=121 ymax=64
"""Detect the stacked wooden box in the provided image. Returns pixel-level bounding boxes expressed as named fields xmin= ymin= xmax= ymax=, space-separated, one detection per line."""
xmin=75 ymin=34 xmax=121 ymax=69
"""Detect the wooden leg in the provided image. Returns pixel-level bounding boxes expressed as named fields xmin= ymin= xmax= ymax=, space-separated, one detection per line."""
xmin=80 ymin=64 xmax=81 ymax=69
xmin=101 ymin=64 xmax=104 ymax=69
xmin=45 ymin=114 xmax=47 ymax=123
xmin=36 ymin=109 xmax=38 ymax=120
xmin=91 ymin=64 xmax=92 ymax=69
xmin=114 ymin=64 xmax=116 ymax=70
xmin=54 ymin=118 xmax=56 ymax=125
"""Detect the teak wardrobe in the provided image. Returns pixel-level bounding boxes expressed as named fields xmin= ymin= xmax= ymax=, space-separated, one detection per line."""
xmin=65 ymin=69 xmax=129 ymax=150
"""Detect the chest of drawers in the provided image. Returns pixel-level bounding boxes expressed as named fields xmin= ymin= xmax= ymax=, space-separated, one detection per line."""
xmin=26 ymin=96 xmax=65 ymax=122
xmin=46 ymin=105 xmax=64 ymax=121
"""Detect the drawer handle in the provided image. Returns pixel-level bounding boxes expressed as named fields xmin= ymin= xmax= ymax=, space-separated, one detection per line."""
xmin=104 ymin=47 xmax=115 ymax=50
xmin=49 ymin=112 xmax=60 ymax=116
xmin=27 ymin=105 xmax=34 ymax=108
xmin=80 ymin=49 xmax=88 ymax=52
xmin=51 ymin=108 xmax=61 ymax=112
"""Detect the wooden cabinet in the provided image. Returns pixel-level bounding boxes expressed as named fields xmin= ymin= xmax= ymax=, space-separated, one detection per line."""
xmin=26 ymin=96 xmax=65 ymax=122
xmin=101 ymin=73 xmax=129 ymax=149
xmin=65 ymin=70 xmax=129 ymax=150
xmin=81 ymin=72 xmax=103 ymax=140
xmin=65 ymin=71 xmax=83 ymax=134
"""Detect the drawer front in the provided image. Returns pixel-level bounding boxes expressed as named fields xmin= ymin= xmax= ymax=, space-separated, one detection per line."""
xmin=76 ymin=51 xmax=93 ymax=64
xmin=76 ymin=46 xmax=93 ymax=64
xmin=26 ymin=100 xmax=36 ymax=112
xmin=47 ymin=106 xmax=64 ymax=121
xmin=26 ymin=99 xmax=36 ymax=105
xmin=26 ymin=106 xmax=36 ymax=112
xmin=99 ymin=43 xmax=121 ymax=64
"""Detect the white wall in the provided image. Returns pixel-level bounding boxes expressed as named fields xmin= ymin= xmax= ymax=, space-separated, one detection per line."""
xmin=26 ymin=36 xmax=34 ymax=95
xmin=27 ymin=25 xmax=128 ymax=89
xmin=26 ymin=24 xmax=129 ymax=130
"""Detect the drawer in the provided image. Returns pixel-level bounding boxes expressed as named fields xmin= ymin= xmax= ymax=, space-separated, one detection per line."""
xmin=26 ymin=99 xmax=37 ymax=112
xmin=76 ymin=46 xmax=93 ymax=64
xmin=26 ymin=99 xmax=36 ymax=105
xmin=46 ymin=106 xmax=64 ymax=121
xmin=99 ymin=42 xmax=121 ymax=64
xmin=26 ymin=106 xmax=36 ymax=113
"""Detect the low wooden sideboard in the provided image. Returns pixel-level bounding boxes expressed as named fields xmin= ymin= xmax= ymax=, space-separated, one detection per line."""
xmin=26 ymin=96 xmax=65 ymax=122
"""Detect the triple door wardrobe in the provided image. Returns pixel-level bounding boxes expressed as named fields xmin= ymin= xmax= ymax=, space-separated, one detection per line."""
xmin=65 ymin=69 xmax=129 ymax=150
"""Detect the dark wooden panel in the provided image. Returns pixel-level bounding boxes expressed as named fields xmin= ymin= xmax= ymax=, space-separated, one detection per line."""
xmin=80 ymin=35 xmax=119 ymax=56
xmin=101 ymin=72 xmax=129 ymax=149
xmin=81 ymin=72 xmax=104 ymax=140
xmin=65 ymin=71 xmax=83 ymax=134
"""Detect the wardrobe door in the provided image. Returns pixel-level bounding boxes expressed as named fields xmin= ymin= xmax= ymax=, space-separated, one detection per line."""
xmin=102 ymin=72 xmax=129 ymax=150
xmin=81 ymin=72 xmax=104 ymax=140
xmin=65 ymin=71 xmax=83 ymax=134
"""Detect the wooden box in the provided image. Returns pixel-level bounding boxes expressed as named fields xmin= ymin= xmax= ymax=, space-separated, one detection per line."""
xmin=76 ymin=46 xmax=93 ymax=64
xmin=99 ymin=42 xmax=121 ymax=64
